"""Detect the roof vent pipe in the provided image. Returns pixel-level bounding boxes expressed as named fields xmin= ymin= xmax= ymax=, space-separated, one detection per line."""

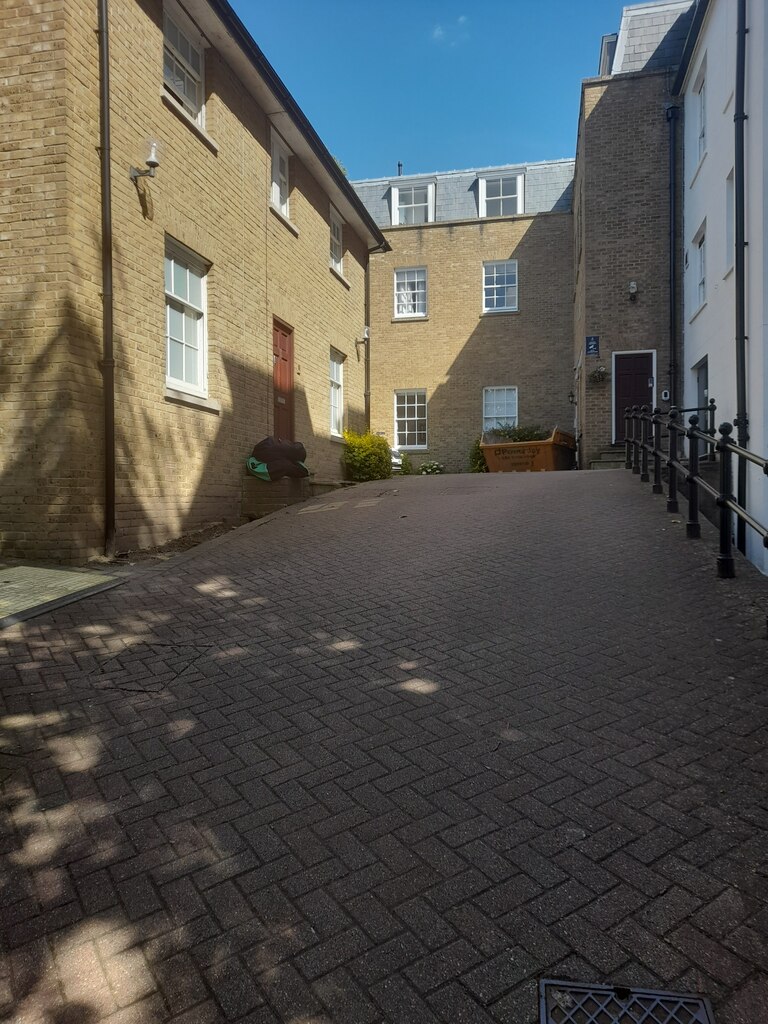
xmin=397 ymin=162 xmax=403 ymax=176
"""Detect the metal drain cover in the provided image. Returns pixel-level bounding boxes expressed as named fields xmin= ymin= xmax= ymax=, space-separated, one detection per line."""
xmin=540 ymin=979 xmax=716 ymax=1024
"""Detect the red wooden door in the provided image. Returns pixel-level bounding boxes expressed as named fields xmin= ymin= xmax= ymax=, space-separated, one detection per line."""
xmin=614 ymin=352 xmax=654 ymax=441
xmin=272 ymin=321 xmax=294 ymax=440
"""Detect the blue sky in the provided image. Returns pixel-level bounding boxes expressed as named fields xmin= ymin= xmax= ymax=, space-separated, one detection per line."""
xmin=229 ymin=0 xmax=629 ymax=180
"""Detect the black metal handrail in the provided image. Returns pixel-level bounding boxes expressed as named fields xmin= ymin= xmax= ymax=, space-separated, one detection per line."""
xmin=624 ymin=404 xmax=768 ymax=578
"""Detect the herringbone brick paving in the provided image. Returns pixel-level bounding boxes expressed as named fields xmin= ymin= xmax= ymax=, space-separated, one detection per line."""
xmin=1 ymin=471 xmax=767 ymax=1024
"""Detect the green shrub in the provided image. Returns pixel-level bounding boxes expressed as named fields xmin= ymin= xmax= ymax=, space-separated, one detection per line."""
xmin=400 ymin=452 xmax=414 ymax=475
xmin=419 ymin=460 xmax=445 ymax=475
xmin=342 ymin=430 xmax=392 ymax=482
xmin=469 ymin=437 xmax=488 ymax=473
xmin=483 ymin=423 xmax=550 ymax=442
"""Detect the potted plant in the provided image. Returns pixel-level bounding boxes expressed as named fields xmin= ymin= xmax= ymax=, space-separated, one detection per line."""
xmin=480 ymin=423 xmax=576 ymax=472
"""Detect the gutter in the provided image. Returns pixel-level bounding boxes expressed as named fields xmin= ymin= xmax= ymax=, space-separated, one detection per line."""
xmin=97 ymin=0 xmax=116 ymax=557
xmin=205 ymin=0 xmax=388 ymax=253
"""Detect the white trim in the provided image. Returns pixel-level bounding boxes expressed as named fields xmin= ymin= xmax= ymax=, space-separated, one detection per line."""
xmin=329 ymin=204 xmax=344 ymax=275
xmin=482 ymin=259 xmax=518 ymax=313
xmin=394 ymin=389 xmax=428 ymax=450
xmin=611 ymin=349 xmax=657 ymax=444
xmin=160 ymin=91 xmax=219 ymax=152
xmin=390 ymin=182 xmax=435 ymax=226
xmin=164 ymin=238 xmax=209 ymax=399
xmin=477 ymin=173 xmax=524 ymax=218
xmin=329 ymin=349 xmax=344 ymax=437
xmin=270 ymin=127 xmax=292 ymax=218
xmin=482 ymin=386 xmax=519 ymax=431
xmin=163 ymin=0 xmax=206 ymax=127
xmin=394 ymin=266 xmax=428 ymax=319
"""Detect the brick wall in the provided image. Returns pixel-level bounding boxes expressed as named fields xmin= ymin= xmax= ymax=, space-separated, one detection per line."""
xmin=574 ymin=71 xmax=676 ymax=466
xmin=368 ymin=214 xmax=575 ymax=473
xmin=1 ymin=0 xmax=369 ymax=559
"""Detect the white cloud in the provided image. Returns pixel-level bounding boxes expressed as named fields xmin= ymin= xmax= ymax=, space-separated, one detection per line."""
xmin=432 ymin=24 xmax=445 ymax=41
xmin=431 ymin=17 xmax=469 ymax=46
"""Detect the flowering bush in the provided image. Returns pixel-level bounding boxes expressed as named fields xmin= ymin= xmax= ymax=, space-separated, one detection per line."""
xmin=419 ymin=460 xmax=445 ymax=475
xmin=342 ymin=430 xmax=392 ymax=481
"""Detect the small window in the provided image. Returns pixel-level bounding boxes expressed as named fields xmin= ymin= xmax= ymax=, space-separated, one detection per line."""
xmin=391 ymin=183 xmax=435 ymax=226
xmin=163 ymin=4 xmax=204 ymax=124
xmin=271 ymin=130 xmax=292 ymax=218
xmin=330 ymin=350 xmax=344 ymax=436
xmin=725 ymin=170 xmax=734 ymax=270
xmin=693 ymin=62 xmax=707 ymax=164
xmin=394 ymin=268 xmax=427 ymax=318
xmin=483 ymin=260 xmax=518 ymax=313
xmin=394 ymin=390 xmax=427 ymax=449
xmin=330 ymin=206 xmax=344 ymax=275
xmin=165 ymin=240 xmax=208 ymax=396
xmin=696 ymin=231 xmax=706 ymax=308
xmin=483 ymin=387 xmax=518 ymax=431
xmin=479 ymin=174 xmax=523 ymax=218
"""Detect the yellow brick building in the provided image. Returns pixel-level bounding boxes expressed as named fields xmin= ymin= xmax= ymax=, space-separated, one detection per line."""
xmin=353 ymin=164 xmax=576 ymax=473
xmin=1 ymin=0 xmax=385 ymax=561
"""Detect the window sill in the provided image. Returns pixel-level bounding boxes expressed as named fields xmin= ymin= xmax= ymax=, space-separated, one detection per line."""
xmin=399 ymin=447 xmax=428 ymax=453
xmin=164 ymin=387 xmax=221 ymax=413
xmin=330 ymin=266 xmax=350 ymax=289
xmin=330 ymin=433 xmax=345 ymax=444
xmin=723 ymin=264 xmax=734 ymax=281
xmin=161 ymin=90 xmax=219 ymax=154
xmin=480 ymin=309 xmax=519 ymax=317
xmin=269 ymin=203 xmax=299 ymax=237
xmin=392 ymin=316 xmax=428 ymax=323
xmin=689 ymin=300 xmax=707 ymax=324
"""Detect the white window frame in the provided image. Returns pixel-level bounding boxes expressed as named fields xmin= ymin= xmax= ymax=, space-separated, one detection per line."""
xmin=271 ymin=129 xmax=292 ymax=218
xmin=390 ymin=183 xmax=435 ymax=226
xmin=482 ymin=260 xmax=518 ymax=313
xmin=694 ymin=62 xmax=706 ymax=164
xmin=163 ymin=1 xmax=205 ymax=126
xmin=478 ymin=173 xmax=524 ymax=218
xmin=330 ymin=206 xmax=344 ymax=275
xmin=482 ymin=386 xmax=519 ymax=431
xmin=394 ymin=267 xmax=427 ymax=319
xmin=725 ymin=170 xmax=734 ymax=273
xmin=696 ymin=229 xmax=706 ymax=309
xmin=394 ymin=390 xmax=427 ymax=450
xmin=330 ymin=350 xmax=344 ymax=436
xmin=165 ymin=239 xmax=208 ymax=398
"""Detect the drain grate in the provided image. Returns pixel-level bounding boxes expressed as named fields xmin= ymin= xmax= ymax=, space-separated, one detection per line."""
xmin=540 ymin=980 xmax=716 ymax=1024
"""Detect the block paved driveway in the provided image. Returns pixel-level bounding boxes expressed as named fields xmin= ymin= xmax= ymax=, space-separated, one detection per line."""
xmin=2 ymin=471 xmax=768 ymax=1024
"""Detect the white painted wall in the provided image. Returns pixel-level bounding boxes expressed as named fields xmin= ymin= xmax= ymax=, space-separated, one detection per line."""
xmin=681 ymin=0 xmax=768 ymax=572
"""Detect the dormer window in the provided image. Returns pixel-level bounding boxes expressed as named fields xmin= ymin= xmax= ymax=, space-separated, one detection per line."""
xmin=478 ymin=174 xmax=524 ymax=218
xmin=391 ymin=182 xmax=436 ymax=226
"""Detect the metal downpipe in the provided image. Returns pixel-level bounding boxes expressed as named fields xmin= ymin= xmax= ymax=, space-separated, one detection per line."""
xmin=734 ymin=0 xmax=748 ymax=553
xmin=97 ymin=0 xmax=116 ymax=557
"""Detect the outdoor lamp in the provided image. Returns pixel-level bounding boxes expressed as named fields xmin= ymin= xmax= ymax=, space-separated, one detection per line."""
xmin=130 ymin=140 xmax=160 ymax=182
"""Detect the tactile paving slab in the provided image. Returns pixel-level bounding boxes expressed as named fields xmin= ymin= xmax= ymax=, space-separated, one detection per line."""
xmin=0 ymin=565 xmax=122 ymax=629
xmin=540 ymin=979 xmax=716 ymax=1024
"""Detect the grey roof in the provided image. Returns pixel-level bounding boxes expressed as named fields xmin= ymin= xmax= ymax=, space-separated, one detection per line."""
xmin=351 ymin=159 xmax=575 ymax=228
xmin=611 ymin=0 xmax=695 ymax=73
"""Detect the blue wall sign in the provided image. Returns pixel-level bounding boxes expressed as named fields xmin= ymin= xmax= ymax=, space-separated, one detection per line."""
xmin=586 ymin=336 xmax=600 ymax=356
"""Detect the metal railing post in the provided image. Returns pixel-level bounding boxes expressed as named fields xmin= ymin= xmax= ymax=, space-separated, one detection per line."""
xmin=632 ymin=406 xmax=640 ymax=475
xmin=686 ymin=414 xmax=701 ymax=538
xmin=717 ymin=422 xmax=736 ymax=578
xmin=707 ymin=399 xmax=717 ymax=461
xmin=625 ymin=408 xmax=632 ymax=469
xmin=652 ymin=407 xmax=663 ymax=494
xmin=667 ymin=406 xmax=679 ymax=513
xmin=640 ymin=405 xmax=650 ymax=482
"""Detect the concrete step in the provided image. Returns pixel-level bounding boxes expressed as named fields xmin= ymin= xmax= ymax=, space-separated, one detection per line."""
xmin=589 ymin=460 xmax=625 ymax=470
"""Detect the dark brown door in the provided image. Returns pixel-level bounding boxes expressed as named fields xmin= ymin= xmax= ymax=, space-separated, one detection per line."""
xmin=614 ymin=352 xmax=654 ymax=441
xmin=272 ymin=321 xmax=294 ymax=440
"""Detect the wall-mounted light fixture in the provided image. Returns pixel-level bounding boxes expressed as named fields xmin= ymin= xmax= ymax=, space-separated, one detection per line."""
xmin=628 ymin=280 xmax=638 ymax=302
xmin=568 ymin=389 xmax=575 ymax=405
xmin=130 ymin=140 xmax=160 ymax=183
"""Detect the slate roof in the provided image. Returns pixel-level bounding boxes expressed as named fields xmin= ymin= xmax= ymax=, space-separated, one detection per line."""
xmin=611 ymin=0 xmax=695 ymax=74
xmin=351 ymin=159 xmax=575 ymax=228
